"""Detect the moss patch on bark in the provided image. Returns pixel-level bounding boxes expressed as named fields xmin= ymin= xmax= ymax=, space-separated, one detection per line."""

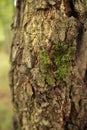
xmin=39 ymin=42 xmax=75 ymax=83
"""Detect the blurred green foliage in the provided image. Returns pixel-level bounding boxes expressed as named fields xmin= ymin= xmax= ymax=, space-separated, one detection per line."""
xmin=0 ymin=52 xmax=10 ymax=78
xmin=0 ymin=1 xmax=13 ymax=130
xmin=0 ymin=105 xmax=12 ymax=130
xmin=0 ymin=0 xmax=13 ymax=51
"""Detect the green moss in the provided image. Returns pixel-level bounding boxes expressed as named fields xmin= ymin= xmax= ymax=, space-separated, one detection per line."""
xmin=53 ymin=43 xmax=75 ymax=81
xmin=40 ymin=49 xmax=51 ymax=65
xmin=46 ymin=73 xmax=55 ymax=86
xmin=39 ymin=48 xmax=51 ymax=73
xmin=39 ymin=43 xmax=75 ymax=83
xmin=39 ymin=48 xmax=55 ymax=85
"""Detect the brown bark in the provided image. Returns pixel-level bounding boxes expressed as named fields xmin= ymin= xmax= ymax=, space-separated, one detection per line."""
xmin=10 ymin=0 xmax=87 ymax=130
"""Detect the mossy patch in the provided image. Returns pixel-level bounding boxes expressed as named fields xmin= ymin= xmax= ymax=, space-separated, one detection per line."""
xmin=39 ymin=43 xmax=75 ymax=83
xmin=39 ymin=48 xmax=51 ymax=73
xmin=39 ymin=48 xmax=55 ymax=85
xmin=53 ymin=42 xmax=75 ymax=81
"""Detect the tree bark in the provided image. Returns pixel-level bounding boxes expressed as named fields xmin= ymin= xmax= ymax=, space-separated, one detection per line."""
xmin=10 ymin=0 xmax=87 ymax=130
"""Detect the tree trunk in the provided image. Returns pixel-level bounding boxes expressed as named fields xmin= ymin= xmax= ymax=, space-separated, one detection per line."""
xmin=10 ymin=0 xmax=87 ymax=130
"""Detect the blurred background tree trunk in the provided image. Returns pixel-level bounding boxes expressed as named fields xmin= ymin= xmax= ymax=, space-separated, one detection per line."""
xmin=10 ymin=0 xmax=87 ymax=130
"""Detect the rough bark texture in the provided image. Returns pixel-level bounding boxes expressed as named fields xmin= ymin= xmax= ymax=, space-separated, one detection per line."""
xmin=10 ymin=0 xmax=87 ymax=130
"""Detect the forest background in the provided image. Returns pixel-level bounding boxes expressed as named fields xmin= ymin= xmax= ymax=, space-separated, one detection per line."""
xmin=0 ymin=0 xmax=13 ymax=130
